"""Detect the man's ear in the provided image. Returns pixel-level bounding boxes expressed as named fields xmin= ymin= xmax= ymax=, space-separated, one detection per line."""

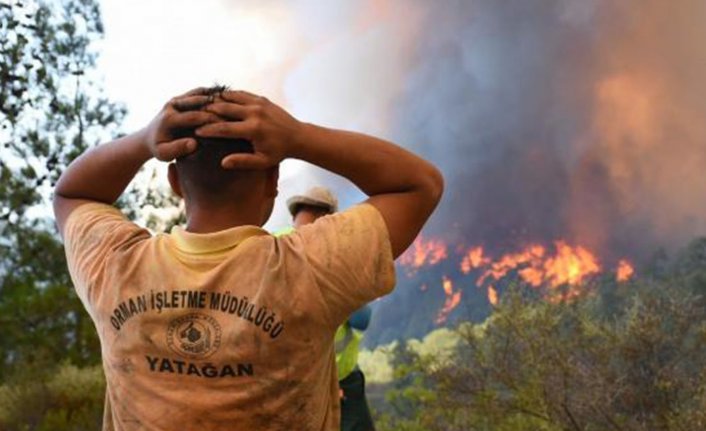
xmin=265 ymin=164 xmax=280 ymax=198
xmin=167 ymin=163 xmax=184 ymax=198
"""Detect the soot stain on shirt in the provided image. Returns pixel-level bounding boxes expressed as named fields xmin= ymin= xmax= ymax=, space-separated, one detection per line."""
xmin=140 ymin=330 xmax=155 ymax=346
xmin=115 ymin=357 xmax=135 ymax=374
xmin=251 ymin=378 xmax=317 ymax=430
xmin=252 ymin=398 xmax=316 ymax=431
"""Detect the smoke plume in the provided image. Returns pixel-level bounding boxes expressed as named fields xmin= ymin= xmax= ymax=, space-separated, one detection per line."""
xmin=385 ymin=0 xmax=706 ymax=261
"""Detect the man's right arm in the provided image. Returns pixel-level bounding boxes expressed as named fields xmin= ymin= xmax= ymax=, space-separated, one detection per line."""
xmin=199 ymin=91 xmax=443 ymax=258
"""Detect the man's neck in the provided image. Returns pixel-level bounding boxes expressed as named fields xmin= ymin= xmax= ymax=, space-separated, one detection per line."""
xmin=185 ymin=204 xmax=264 ymax=233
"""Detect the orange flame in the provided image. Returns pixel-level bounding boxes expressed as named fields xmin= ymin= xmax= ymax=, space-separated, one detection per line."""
xmin=471 ymin=241 xmax=605 ymax=303
xmin=460 ymin=246 xmax=491 ymax=274
xmin=399 ymin=234 xmax=635 ymax=322
xmin=442 ymin=276 xmax=453 ymax=295
xmin=543 ymin=242 xmax=601 ymax=288
xmin=616 ymin=259 xmax=635 ymax=282
xmin=435 ymin=276 xmax=462 ymax=324
xmin=487 ymin=285 xmax=498 ymax=306
xmin=476 ymin=245 xmax=547 ymax=286
xmin=399 ymin=234 xmax=448 ymax=275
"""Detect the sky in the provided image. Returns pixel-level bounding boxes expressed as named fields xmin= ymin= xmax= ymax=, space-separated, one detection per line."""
xmin=96 ymin=0 xmax=418 ymax=231
xmin=95 ymin=0 xmax=706 ymax=262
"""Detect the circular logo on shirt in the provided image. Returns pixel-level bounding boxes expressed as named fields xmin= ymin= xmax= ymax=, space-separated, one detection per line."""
xmin=167 ymin=313 xmax=222 ymax=359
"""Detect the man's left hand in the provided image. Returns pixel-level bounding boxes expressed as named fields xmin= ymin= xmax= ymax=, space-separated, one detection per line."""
xmin=143 ymin=87 xmax=222 ymax=161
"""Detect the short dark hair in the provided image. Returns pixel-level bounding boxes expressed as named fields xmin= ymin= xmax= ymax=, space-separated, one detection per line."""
xmin=174 ymin=85 xmax=255 ymax=203
xmin=175 ymin=138 xmax=253 ymax=197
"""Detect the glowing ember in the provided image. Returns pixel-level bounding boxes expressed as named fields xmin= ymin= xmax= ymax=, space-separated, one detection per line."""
xmin=460 ymin=246 xmax=490 ymax=274
xmin=435 ymin=276 xmax=462 ymax=324
xmin=616 ymin=259 xmax=635 ymax=282
xmin=487 ymin=285 xmax=498 ymax=306
xmin=399 ymin=234 xmax=448 ymax=275
xmin=442 ymin=276 xmax=453 ymax=295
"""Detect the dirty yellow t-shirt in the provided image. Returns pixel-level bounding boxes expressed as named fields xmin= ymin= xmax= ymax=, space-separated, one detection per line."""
xmin=63 ymin=202 xmax=395 ymax=431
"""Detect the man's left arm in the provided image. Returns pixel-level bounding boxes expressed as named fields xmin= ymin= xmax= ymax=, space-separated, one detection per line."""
xmin=53 ymin=88 xmax=218 ymax=236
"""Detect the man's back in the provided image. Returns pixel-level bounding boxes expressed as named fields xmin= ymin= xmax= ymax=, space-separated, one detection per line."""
xmin=64 ymin=203 xmax=394 ymax=430
xmin=54 ymin=87 xmax=442 ymax=429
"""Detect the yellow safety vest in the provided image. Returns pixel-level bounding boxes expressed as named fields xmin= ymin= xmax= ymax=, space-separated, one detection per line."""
xmin=335 ymin=322 xmax=363 ymax=381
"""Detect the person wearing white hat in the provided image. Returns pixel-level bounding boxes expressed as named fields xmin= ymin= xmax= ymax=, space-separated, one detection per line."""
xmin=281 ymin=187 xmax=376 ymax=431
xmin=288 ymin=186 xmax=339 ymax=228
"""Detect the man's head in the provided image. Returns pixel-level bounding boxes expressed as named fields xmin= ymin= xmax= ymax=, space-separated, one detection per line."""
xmin=167 ymin=86 xmax=279 ymax=227
xmin=287 ymin=186 xmax=338 ymax=228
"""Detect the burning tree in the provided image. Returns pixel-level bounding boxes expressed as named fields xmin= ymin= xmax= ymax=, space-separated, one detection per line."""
xmin=374 ymin=237 xmax=706 ymax=431
xmin=368 ymin=234 xmax=637 ymax=348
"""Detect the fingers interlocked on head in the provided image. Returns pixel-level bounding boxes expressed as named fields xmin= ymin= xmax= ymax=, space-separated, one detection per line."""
xmin=171 ymin=85 xmax=230 ymax=112
xmin=171 ymin=85 xmax=254 ymax=168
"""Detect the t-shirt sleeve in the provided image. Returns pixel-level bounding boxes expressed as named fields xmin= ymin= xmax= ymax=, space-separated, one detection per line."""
xmin=62 ymin=203 xmax=150 ymax=310
xmin=294 ymin=203 xmax=396 ymax=327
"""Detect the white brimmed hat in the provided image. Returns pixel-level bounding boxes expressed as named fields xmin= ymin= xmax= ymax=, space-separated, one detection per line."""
xmin=287 ymin=186 xmax=338 ymax=216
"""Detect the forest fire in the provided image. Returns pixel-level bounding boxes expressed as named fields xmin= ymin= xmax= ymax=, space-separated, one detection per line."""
xmin=435 ymin=276 xmax=462 ymax=324
xmin=616 ymin=260 xmax=635 ymax=282
xmin=487 ymin=285 xmax=499 ymax=306
xmin=398 ymin=234 xmax=448 ymax=276
xmin=399 ymin=236 xmax=636 ymax=324
xmin=460 ymin=246 xmax=490 ymax=273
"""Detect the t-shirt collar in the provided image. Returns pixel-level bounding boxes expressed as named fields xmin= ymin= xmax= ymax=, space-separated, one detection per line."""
xmin=169 ymin=225 xmax=269 ymax=254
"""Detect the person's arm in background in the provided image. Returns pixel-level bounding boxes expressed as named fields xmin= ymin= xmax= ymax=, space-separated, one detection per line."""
xmin=198 ymin=91 xmax=444 ymax=258
xmin=53 ymin=88 xmax=218 ymax=236
xmin=348 ymin=304 xmax=372 ymax=331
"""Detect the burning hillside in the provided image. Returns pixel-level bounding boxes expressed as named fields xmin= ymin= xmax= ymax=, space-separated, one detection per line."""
xmin=397 ymin=235 xmax=634 ymax=324
xmin=357 ymin=0 xmax=706 ymax=348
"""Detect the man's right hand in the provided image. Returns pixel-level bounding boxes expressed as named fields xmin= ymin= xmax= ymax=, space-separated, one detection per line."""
xmin=196 ymin=90 xmax=304 ymax=169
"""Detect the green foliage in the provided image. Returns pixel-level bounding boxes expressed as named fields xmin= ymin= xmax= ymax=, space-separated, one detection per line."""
xmin=0 ymin=2 xmax=184 ymax=427
xmin=359 ymin=341 xmax=398 ymax=384
xmin=360 ymin=328 xmax=462 ymax=385
xmin=0 ymin=363 xmax=105 ymax=431
xmin=375 ymin=239 xmax=706 ymax=430
xmin=134 ymin=167 xmax=186 ymax=232
xmin=0 ymin=0 xmax=123 ymax=380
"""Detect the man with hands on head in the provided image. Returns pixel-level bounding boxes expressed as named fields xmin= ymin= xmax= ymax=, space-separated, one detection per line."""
xmin=54 ymin=86 xmax=443 ymax=431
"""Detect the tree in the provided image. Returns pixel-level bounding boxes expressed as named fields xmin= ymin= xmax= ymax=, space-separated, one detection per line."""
xmin=376 ymin=241 xmax=706 ymax=431
xmin=0 ymin=363 xmax=105 ymax=430
xmin=0 ymin=0 xmax=125 ymax=381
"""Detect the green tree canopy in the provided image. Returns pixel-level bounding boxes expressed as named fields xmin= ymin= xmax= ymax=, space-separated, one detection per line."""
xmin=0 ymin=0 xmax=125 ymax=381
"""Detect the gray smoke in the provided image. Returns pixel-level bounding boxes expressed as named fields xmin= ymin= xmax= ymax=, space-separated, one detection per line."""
xmin=385 ymin=0 xmax=706 ymax=261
